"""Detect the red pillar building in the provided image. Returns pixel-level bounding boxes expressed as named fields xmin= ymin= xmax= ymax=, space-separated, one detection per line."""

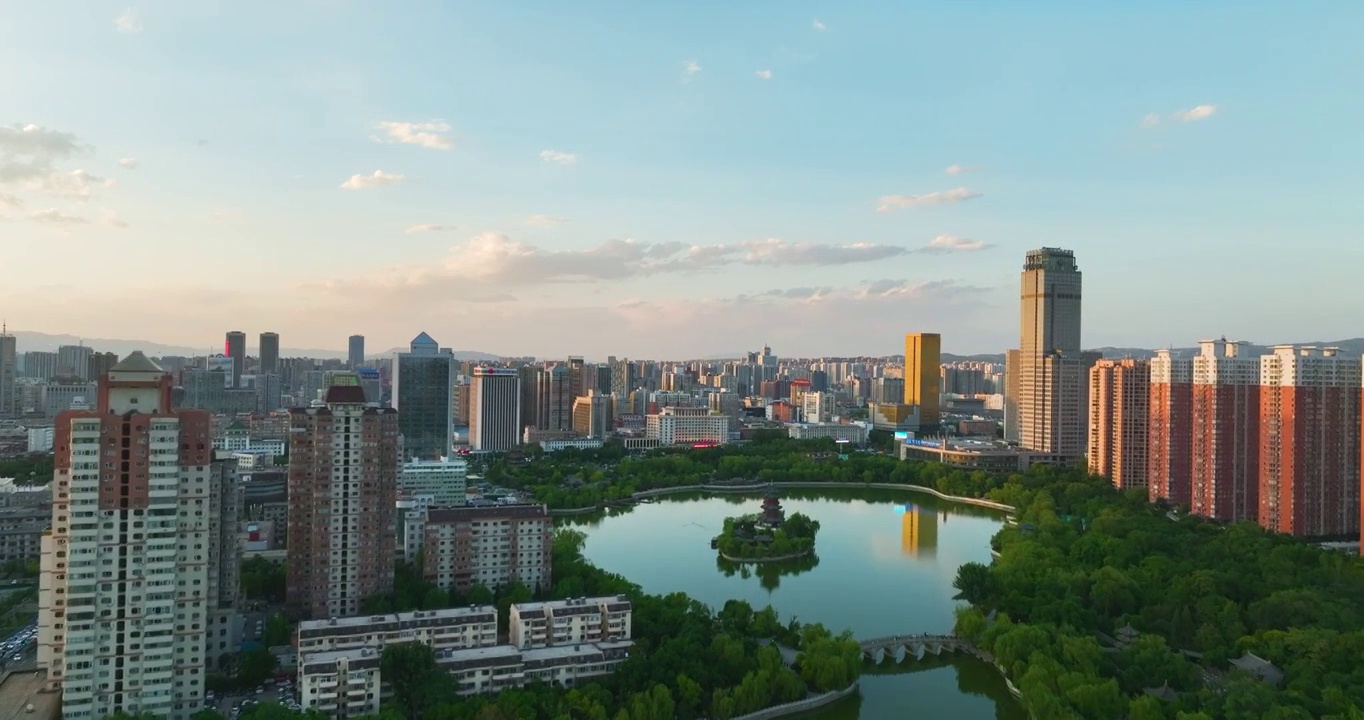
xmin=1259 ymin=346 xmax=1360 ymax=537
xmin=1087 ymin=359 xmax=1150 ymax=490
xmin=1190 ymin=340 xmax=1260 ymax=522
xmin=1148 ymin=350 xmax=1193 ymax=506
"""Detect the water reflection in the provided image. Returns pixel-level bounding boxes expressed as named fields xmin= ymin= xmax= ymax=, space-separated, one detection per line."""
xmin=715 ymin=552 xmax=821 ymax=592
xmin=896 ymin=504 xmax=941 ymax=559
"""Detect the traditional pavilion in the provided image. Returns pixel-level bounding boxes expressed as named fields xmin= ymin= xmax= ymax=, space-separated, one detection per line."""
xmin=758 ymin=486 xmax=786 ymax=529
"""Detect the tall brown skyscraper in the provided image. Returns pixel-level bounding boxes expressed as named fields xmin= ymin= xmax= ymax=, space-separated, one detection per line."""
xmin=1015 ymin=248 xmax=1096 ymax=457
xmin=1086 ymin=359 xmax=1150 ymax=489
xmin=1259 ymin=346 xmax=1360 ymax=537
xmin=903 ymin=333 xmax=942 ymax=427
xmin=287 ymin=374 xmax=399 ymax=619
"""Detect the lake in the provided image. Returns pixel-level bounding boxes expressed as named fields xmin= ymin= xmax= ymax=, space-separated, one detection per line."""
xmin=562 ymin=487 xmax=1026 ymax=720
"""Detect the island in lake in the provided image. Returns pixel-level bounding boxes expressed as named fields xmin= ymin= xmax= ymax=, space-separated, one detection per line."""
xmin=712 ymin=487 xmax=820 ymax=562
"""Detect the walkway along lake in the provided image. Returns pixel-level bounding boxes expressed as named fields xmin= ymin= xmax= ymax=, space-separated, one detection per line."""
xmin=561 ymin=487 xmax=1027 ymax=720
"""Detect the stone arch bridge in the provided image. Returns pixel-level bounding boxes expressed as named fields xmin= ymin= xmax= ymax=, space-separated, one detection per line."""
xmin=859 ymin=634 xmax=991 ymax=664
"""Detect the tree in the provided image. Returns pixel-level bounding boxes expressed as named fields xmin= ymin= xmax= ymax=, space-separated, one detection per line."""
xmin=380 ymin=641 xmax=457 ymax=720
xmin=240 ymin=556 xmax=286 ymax=603
xmin=263 ymin=613 xmax=292 ymax=647
xmin=191 ymin=710 xmax=227 ymax=720
xmin=952 ymin=562 xmax=995 ymax=605
xmin=237 ymin=647 xmax=277 ymax=688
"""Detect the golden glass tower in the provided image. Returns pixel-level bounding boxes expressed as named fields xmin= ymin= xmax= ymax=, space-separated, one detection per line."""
xmin=904 ymin=332 xmax=942 ymax=426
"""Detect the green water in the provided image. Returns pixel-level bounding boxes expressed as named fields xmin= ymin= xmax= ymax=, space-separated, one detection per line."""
xmin=562 ymin=488 xmax=1026 ymax=720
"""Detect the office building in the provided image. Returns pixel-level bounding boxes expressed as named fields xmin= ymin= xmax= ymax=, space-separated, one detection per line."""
xmin=399 ymin=457 xmax=468 ymax=506
xmin=86 ymin=352 xmax=118 ymax=384
xmin=393 ymin=332 xmax=455 ymax=460
xmin=1258 ymin=346 xmax=1360 ymax=537
xmin=287 ymin=374 xmax=400 ymax=619
xmin=57 ymin=344 xmax=93 ymax=381
xmin=37 ymin=352 xmax=219 ymax=720
xmin=348 ymin=334 xmax=365 ymax=370
xmin=0 ymin=329 xmax=15 ymax=417
xmin=535 ymin=365 xmax=573 ymax=432
xmin=571 ymin=390 xmax=613 ymax=439
xmin=23 ymin=350 xmax=58 ymax=380
xmin=259 ymin=332 xmax=280 ymax=375
xmin=904 ymin=333 xmax=942 ymax=427
xmin=645 ymin=406 xmax=729 ymax=446
xmin=1148 ymin=350 xmax=1194 ymax=506
xmin=422 ymin=505 xmax=553 ymax=594
xmin=801 ymin=391 xmax=837 ymax=424
xmin=225 ymin=331 xmax=246 ymax=388
xmin=1003 ymin=349 xmax=1021 ymax=443
xmin=1086 ymin=359 xmax=1150 ymax=490
xmin=470 ymin=367 xmax=521 ymax=452
xmin=1015 ymin=248 xmax=1095 ymax=457
xmin=509 ymin=596 xmax=633 ymax=649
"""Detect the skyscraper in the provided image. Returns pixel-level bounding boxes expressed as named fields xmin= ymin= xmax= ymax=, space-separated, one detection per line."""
xmin=392 ymin=332 xmax=454 ymax=460
xmin=57 ymin=344 xmax=93 ymax=381
xmin=1258 ymin=346 xmax=1360 ymax=536
xmin=1016 ymin=248 xmax=1096 ymax=457
xmin=348 ymin=334 xmax=365 ymax=369
xmin=225 ymin=330 xmax=246 ymax=388
xmin=470 ymin=367 xmax=521 ymax=452
xmin=38 ymin=353 xmax=221 ymax=720
xmin=287 ymin=374 xmax=399 ymax=619
xmin=903 ymin=333 xmax=942 ymax=427
xmin=259 ymin=331 xmax=280 ymax=374
xmin=1086 ymin=359 xmax=1150 ymax=489
xmin=1148 ymin=349 xmax=1193 ymax=506
xmin=0 ymin=329 xmax=15 ymax=418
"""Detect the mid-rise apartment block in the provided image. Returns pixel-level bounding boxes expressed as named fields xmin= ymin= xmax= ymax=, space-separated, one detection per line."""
xmin=1086 ymin=359 xmax=1150 ymax=489
xmin=645 ymin=406 xmax=729 ymax=446
xmin=37 ymin=352 xmax=220 ymax=720
xmin=509 ymin=596 xmax=634 ymax=649
xmin=1259 ymin=346 xmax=1360 ymax=536
xmin=422 ymin=505 xmax=553 ymax=594
xmin=287 ymin=376 xmax=399 ymax=619
xmin=297 ymin=606 xmax=498 ymax=654
xmin=398 ymin=457 xmax=468 ymax=506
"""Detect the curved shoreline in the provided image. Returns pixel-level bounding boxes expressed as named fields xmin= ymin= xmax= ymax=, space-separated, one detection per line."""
xmin=549 ymin=481 xmax=1018 ymax=516
xmin=716 ymin=548 xmax=814 ymax=564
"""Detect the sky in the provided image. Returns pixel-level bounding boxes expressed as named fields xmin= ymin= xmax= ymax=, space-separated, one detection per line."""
xmin=2 ymin=1 xmax=1362 ymax=359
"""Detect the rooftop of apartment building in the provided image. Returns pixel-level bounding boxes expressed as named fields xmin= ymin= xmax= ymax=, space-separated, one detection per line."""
xmin=299 ymin=606 xmax=497 ymax=638
xmin=426 ymin=504 xmax=549 ymax=523
xmin=514 ymin=595 xmax=632 ymax=618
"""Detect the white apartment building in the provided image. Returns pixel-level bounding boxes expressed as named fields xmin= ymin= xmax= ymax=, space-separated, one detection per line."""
xmin=39 ymin=352 xmax=221 ymax=720
xmin=399 ymin=457 xmax=468 ymax=506
xmin=645 ymin=406 xmax=730 ymax=446
xmin=801 ymin=391 xmax=838 ymax=424
xmin=299 ymin=647 xmax=384 ymax=717
xmin=296 ymin=607 xmax=498 ymax=655
xmin=509 ymin=596 xmax=633 ymax=649
xmin=787 ymin=422 xmax=868 ymax=444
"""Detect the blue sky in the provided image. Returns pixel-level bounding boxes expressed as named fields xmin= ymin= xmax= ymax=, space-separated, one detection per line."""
xmin=2 ymin=1 xmax=1362 ymax=358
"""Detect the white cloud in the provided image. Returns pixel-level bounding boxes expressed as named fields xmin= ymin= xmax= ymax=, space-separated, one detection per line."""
xmin=372 ymin=121 xmax=454 ymax=150
xmin=812 ymin=19 xmax=827 ymax=31
xmin=37 ymin=169 xmax=114 ymax=199
xmin=876 ymin=187 xmax=982 ymax=213
xmin=539 ymin=150 xmax=577 ymax=166
xmin=683 ymin=60 xmax=702 ymax=77
xmin=527 ymin=214 xmax=570 ymax=228
xmin=920 ymin=234 xmax=990 ymax=253
xmin=405 ymin=224 xmax=455 ymax=234
xmin=945 ymin=164 xmax=981 ymax=175
xmin=0 ymin=124 xmax=88 ymax=184
xmin=115 ymin=9 xmax=142 ymax=34
xmin=755 ymin=70 xmax=773 ymax=80
xmin=340 ymin=170 xmax=404 ymax=190
xmin=1171 ymin=104 xmax=1217 ymax=122
xmin=118 ymin=157 xmax=139 ymax=169
xmin=101 ymin=209 xmax=128 ymax=229
xmin=1142 ymin=105 xmax=1217 ymax=127
xmin=29 ymin=208 xmax=88 ymax=226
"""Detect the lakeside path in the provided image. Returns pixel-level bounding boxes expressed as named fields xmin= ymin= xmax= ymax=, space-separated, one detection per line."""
xmin=550 ymin=481 xmax=1018 ymax=516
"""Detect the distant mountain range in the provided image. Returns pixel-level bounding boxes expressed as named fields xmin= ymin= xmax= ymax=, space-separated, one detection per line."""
xmin=4 ymin=331 xmax=502 ymax=363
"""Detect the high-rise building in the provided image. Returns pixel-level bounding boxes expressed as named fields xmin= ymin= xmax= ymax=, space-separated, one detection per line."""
xmin=86 ymin=351 xmax=118 ymax=383
xmin=348 ymin=334 xmax=365 ymax=370
xmin=903 ymin=333 xmax=942 ymax=427
xmin=1003 ymin=349 xmax=1021 ymax=444
xmin=38 ymin=352 xmax=219 ymax=720
xmin=0 ymin=329 xmax=15 ymax=417
xmin=1086 ymin=359 xmax=1150 ymax=490
xmin=57 ymin=344 xmax=93 ymax=381
xmin=392 ymin=332 xmax=454 ymax=460
xmin=536 ymin=365 xmax=574 ymax=431
xmin=22 ymin=350 xmax=58 ymax=380
xmin=1190 ymin=339 xmax=1260 ymax=522
xmin=1148 ymin=349 xmax=1194 ymax=506
xmin=1258 ymin=346 xmax=1360 ymax=537
xmin=225 ymin=331 xmax=246 ymax=388
xmin=1016 ymin=248 xmax=1095 ymax=457
xmin=422 ymin=505 xmax=553 ymax=593
xmin=571 ymin=390 xmax=613 ymax=439
xmin=287 ymin=374 xmax=399 ymax=619
xmin=259 ymin=332 xmax=280 ymax=375
xmin=470 ymin=367 xmax=521 ymax=452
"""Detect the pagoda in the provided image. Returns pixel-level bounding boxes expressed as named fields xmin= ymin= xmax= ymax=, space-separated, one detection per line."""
xmin=758 ymin=486 xmax=785 ymax=529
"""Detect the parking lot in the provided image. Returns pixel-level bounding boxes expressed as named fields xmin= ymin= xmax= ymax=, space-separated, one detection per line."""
xmin=0 ymin=621 xmax=37 ymax=672
xmin=212 ymin=678 xmax=302 ymax=720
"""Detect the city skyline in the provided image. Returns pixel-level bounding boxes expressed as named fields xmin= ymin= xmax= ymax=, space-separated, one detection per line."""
xmin=3 ymin=4 xmax=1363 ymax=358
